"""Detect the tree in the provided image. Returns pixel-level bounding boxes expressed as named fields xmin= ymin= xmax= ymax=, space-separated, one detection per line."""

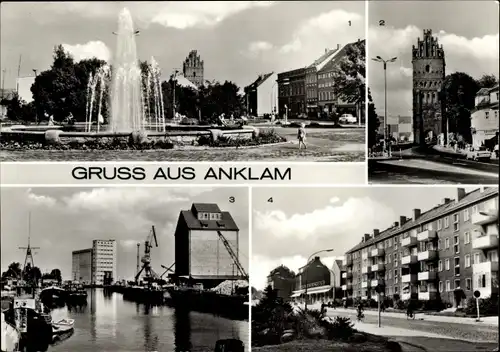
xmin=443 ymin=72 xmax=479 ymax=143
xmin=1 ymin=262 xmax=22 ymax=279
xmin=50 ymin=268 xmax=62 ymax=284
xmin=476 ymin=74 xmax=498 ymax=89
xmin=1 ymin=93 xmax=36 ymax=122
xmin=367 ymin=88 xmax=380 ymax=148
xmin=330 ymin=40 xmax=366 ymax=119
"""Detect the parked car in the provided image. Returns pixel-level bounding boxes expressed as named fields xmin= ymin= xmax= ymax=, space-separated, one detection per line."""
xmin=339 ymin=114 xmax=357 ymax=124
xmin=465 ymin=146 xmax=491 ymax=161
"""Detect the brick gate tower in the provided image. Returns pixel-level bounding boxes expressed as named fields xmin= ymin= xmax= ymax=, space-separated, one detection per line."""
xmin=183 ymin=50 xmax=204 ymax=87
xmin=412 ymin=29 xmax=446 ymax=145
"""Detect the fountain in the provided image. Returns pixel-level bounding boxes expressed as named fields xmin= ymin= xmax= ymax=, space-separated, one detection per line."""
xmin=0 ymin=8 xmax=266 ymax=152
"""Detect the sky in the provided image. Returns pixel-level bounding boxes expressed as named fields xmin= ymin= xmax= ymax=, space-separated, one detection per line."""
xmin=368 ymin=1 xmax=499 ymax=117
xmin=0 ymin=187 xmax=249 ymax=281
xmin=0 ymin=1 xmax=365 ymax=91
xmin=251 ymin=186 xmax=482 ymax=290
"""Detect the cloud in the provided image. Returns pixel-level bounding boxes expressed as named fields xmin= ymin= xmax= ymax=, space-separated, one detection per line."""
xmin=253 ymin=197 xmax=396 ymax=261
xmin=62 ymin=41 xmax=111 ymax=62
xmin=151 ymin=1 xmax=276 ymax=29
xmin=248 ymin=41 xmax=273 ymax=53
xmin=368 ymin=25 xmax=499 ymax=116
xmin=26 ymin=188 xmax=56 ymax=208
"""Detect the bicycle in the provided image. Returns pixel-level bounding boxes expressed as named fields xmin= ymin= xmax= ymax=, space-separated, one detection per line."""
xmin=406 ymin=311 xmax=415 ymax=320
xmin=356 ymin=311 xmax=365 ymax=322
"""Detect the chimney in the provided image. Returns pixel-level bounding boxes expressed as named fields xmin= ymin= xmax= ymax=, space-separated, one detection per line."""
xmin=325 ymin=48 xmax=328 ymax=54
xmin=480 ymin=187 xmax=485 ymax=193
xmin=413 ymin=208 xmax=421 ymax=220
xmin=457 ymin=188 xmax=466 ymax=201
xmin=337 ymin=44 xmax=341 ymax=50
xmin=361 ymin=236 xmax=365 ymax=243
xmin=442 ymin=198 xmax=451 ymax=204
xmin=394 ymin=221 xmax=399 ymax=227
xmin=400 ymin=216 xmax=407 ymax=226
xmin=373 ymin=229 xmax=380 ymax=237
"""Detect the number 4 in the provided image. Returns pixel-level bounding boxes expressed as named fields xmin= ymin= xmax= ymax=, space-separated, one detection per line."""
xmin=267 ymin=197 xmax=273 ymax=203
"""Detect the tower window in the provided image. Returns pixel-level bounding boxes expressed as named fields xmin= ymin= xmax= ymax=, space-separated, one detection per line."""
xmin=425 ymin=65 xmax=430 ymax=73
xmin=193 ymin=72 xmax=196 ymax=77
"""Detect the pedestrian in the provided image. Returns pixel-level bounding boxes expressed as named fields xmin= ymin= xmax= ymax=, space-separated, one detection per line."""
xmin=298 ymin=123 xmax=307 ymax=149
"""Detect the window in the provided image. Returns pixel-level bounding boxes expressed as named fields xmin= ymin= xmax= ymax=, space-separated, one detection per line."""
xmin=438 ymin=239 xmax=442 ymax=250
xmin=446 ymin=280 xmax=450 ymax=291
xmin=445 ymin=259 xmax=450 ymax=270
xmin=444 ymin=217 xmax=449 ymax=228
xmin=437 ymin=219 xmax=442 ymax=230
xmin=465 ymin=254 xmax=471 ymax=268
xmin=454 ymin=236 xmax=460 ymax=254
xmin=462 ymin=233 xmax=471 ymax=247
xmin=438 ymin=260 xmax=443 ymax=271
xmin=394 ymin=269 xmax=398 ymax=283
xmin=445 ymin=238 xmax=450 ymax=249
xmin=478 ymin=274 xmax=487 ymax=288
xmin=388 ymin=238 xmax=392 ymax=247
xmin=464 ymin=209 xmax=470 ymax=221
xmin=454 ymin=257 xmax=460 ymax=276
xmin=388 ymin=271 xmax=392 ymax=279
xmin=388 ymin=254 xmax=392 ymax=263
xmin=454 ymin=279 xmax=461 ymax=289
xmin=466 ymin=278 xmax=471 ymax=291
xmin=394 ymin=240 xmax=398 ymax=249
xmin=472 ymin=205 xmax=478 ymax=214
xmin=394 ymin=255 xmax=398 ymax=267
xmin=485 ymin=111 xmax=489 ymax=119
xmin=394 ymin=286 xmax=399 ymax=293
xmin=454 ymin=222 xmax=459 ymax=232
xmin=439 ymin=281 xmax=443 ymax=292
xmin=474 ymin=252 xmax=481 ymax=264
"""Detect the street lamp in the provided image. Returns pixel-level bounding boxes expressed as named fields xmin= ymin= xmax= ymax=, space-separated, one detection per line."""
xmin=304 ymin=248 xmax=334 ymax=312
xmin=282 ymin=78 xmax=291 ymax=124
xmin=33 ymin=69 xmax=38 ymax=124
xmin=372 ymin=56 xmax=397 ymax=156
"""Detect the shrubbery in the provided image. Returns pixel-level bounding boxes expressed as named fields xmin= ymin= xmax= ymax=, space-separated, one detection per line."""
xmin=465 ymin=295 xmax=498 ymax=316
xmin=197 ymin=128 xmax=286 ymax=147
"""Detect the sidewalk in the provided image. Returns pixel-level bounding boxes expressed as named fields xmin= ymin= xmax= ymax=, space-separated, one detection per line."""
xmin=307 ymin=303 xmax=498 ymax=326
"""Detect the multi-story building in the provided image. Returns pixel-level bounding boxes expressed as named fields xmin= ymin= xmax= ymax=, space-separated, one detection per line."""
xmin=267 ymin=265 xmax=296 ymax=301
xmin=277 ymin=68 xmax=306 ymax=119
xmin=412 ymin=29 xmax=446 ymax=145
xmin=91 ymin=240 xmax=117 ymax=286
xmin=244 ymin=72 xmax=278 ymax=117
xmin=290 ymin=256 xmax=335 ymax=304
xmin=344 ymin=187 xmax=499 ymax=307
xmin=183 ymin=50 xmax=204 ymax=87
xmin=471 ymin=85 xmax=499 ymax=149
xmin=71 ymin=248 xmax=92 ymax=284
xmin=305 ymin=45 xmax=341 ymax=117
xmin=317 ymin=39 xmax=365 ymax=121
xmin=173 ymin=203 xmax=242 ymax=289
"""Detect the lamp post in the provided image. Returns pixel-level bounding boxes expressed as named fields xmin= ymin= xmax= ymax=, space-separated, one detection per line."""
xmin=32 ymin=69 xmax=38 ymax=124
xmin=304 ymin=248 xmax=334 ymax=312
xmin=372 ymin=56 xmax=397 ymax=156
xmin=172 ymin=69 xmax=179 ymax=120
xmin=282 ymin=78 xmax=291 ymax=124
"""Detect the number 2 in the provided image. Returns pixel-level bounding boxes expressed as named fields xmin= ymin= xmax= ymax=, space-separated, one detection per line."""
xmin=379 ymin=20 xmax=385 ymax=26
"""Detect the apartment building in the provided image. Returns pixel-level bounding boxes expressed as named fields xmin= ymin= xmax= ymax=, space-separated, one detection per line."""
xmin=471 ymin=85 xmax=499 ymax=149
xmin=91 ymin=239 xmax=117 ymax=285
xmin=343 ymin=187 xmax=499 ymax=307
xmin=71 ymin=248 xmax=92 ymax=284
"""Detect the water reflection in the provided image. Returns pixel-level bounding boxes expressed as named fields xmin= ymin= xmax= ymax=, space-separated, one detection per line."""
xmin=49 ymin=289 xmax=248 ymax=351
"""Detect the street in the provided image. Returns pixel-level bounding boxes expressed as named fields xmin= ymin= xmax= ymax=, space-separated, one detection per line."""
xmin=325 ymin=308 xmax=498 ymax=352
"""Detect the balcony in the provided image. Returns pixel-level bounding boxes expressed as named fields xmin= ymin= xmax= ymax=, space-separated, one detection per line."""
xmin=472 ymin=210 xmax=498 ymax=226
xmin=418 ymin=271 xmax=437 ymax=281
xmin=401 ymin=236 xmax=418 ymax=248
xmin=418 ymin=291 xmax=438 ymax=301
xmin=371 ymin=263 xmax=385 ymax=272
xmin=370 ymin=248 xmax=385 ymax=257
xmin=401 ymin=255 xmax=418 ymax=265
xmin=472 ymin=235 xmax=499 ymax=250
xmin=417 ymin=229 xmax=437 ymax=242
xmin=345 ymin=271 xmax=353 ymax=279
xmin=341 ymin=283 xmax=353 ymax=291
xmin=342 ymin=272 xmax=347 ymax=279
xmin=361 ymin=281 xmax=370 ymax=288
xmin=401 ymin=274 xmax=418 ymax=283
xmin=401 ymin=293 xmax=412 ymax=301
xmin=473 ymin=261 xmax=499 ymax=274
xmin=361 ymin=266 xmax=372 ymax=274
xmin=371 ymin=279 xmax=384 ymax=287
xmin=418 ymin=250 xmax=438 ymax=261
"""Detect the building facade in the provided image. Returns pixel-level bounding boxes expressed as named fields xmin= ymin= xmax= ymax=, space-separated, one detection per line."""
xmin=344 ymin=187 xmax=499 ymax=307
xmin=277 ymin=68 xmax=306 ymax=119
xmin=244 ymin=72 xmax=278 ymax=117
xmin=267 ymin=265 xmax=296 ymax=301
xmin=387 ymin=115 xmax=413 ymax=142
xmin=317 ymin=40 xmax=365 ymax=121
xmin=471 ymin=85 xmax=499 ymax=149
xmin=183 ymin=50 xmax=204 ymax=87
xmin=412 ymin=29 xmax=446 ymax=145
xmin=91 ymin=240 xmax=117 ymax=286
xmin=174 ymin=203 xmax=241 ymax=289
xmin=71 ymin=248 xmax=92 ymax=284
xmin=290 ymin=256 xmax=334 ymax=304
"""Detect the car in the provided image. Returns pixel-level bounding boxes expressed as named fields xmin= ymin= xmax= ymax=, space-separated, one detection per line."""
xmin=339 ymin=114 xmax=357 ymax=124
xmin=465 ymin=147 xmax=492 ymax=161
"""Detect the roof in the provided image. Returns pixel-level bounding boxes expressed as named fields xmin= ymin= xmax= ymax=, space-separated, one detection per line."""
xmin=72 ymin=248 xmax=92 ymax=254
xmin=246 ymin=72 xmax=274 ymax=91
xmin=477 ymin=88 xmax=490 ymax=96
xmin=179 ymin=205 xmax=239 ymax=231
xmin=346 ymin=187 xmax=498 ymax=254
xmin=308 ymin=47 xmax=341 ymax=71
xmin=318 ymin=39 xmax=365 ymax=74
xmin=175 ymin=73 xmax=199 ymax=90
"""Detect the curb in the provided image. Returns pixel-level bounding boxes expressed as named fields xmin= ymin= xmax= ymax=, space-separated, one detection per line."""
xmin=174 ymin=141 xmax=292 ymax=151
xmin=394 ymin=340 xmax=428 ymax=352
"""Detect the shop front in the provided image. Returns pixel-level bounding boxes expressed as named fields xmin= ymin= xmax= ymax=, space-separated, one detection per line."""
xmin=289 ymin=256 xmax=335 ymax=304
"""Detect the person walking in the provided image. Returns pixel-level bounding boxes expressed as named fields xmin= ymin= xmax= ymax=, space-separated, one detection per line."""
xmin=298 ymin=123 xmax=307 ymax=149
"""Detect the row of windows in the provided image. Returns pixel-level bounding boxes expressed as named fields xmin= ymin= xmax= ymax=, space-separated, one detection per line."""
xmin=278 ymin=85 xmax=305 ymax=97
xmin=415 ymin=81 xmax=441 ymax=89
xmin=348 ymin=198 xmax=497 ymax=261
xmin=318 ymin=72 xmax=335 ymax=80
xmin=484 ymin=111 xmax=498 ymax=119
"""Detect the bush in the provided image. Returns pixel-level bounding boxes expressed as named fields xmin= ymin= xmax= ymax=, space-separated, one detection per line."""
xmin=465 ymin=295 xmax=498 ymax=316
xmin=394 ymin=300 xmax=405 ymax=310
xmin=321 ymin=316 xmax=355 ymax=340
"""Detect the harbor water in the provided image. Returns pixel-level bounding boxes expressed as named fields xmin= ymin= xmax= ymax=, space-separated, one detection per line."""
xmin=49 ymin=288 xmax=248 ymax=352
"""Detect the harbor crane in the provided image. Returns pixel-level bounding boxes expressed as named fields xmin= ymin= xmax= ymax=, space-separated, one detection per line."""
xmin=216 ymin=231 xmax=248 ymax=281
xmin=135 ymin=226 xmax=159 ymax=283
xmin=160 ymin=263 xmax=175 ymax=279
